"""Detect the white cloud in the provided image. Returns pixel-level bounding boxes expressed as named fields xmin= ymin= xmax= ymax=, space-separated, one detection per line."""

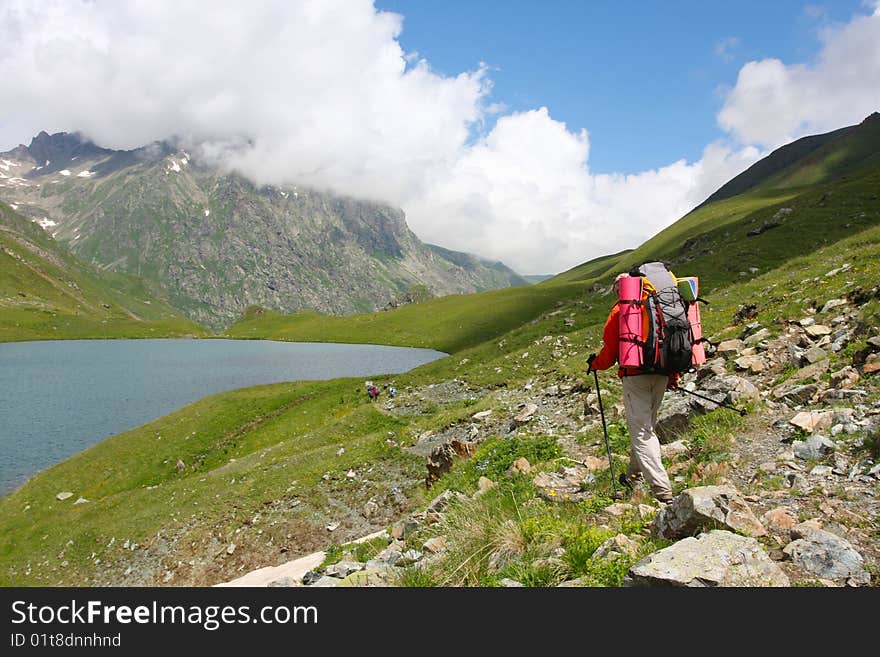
xmin=718 ymin=8 xmax=880 ymax=148
xmin=405 ymin=109 xmax=762 ymax=273
xmin=0 ymin=1 xmax=874 ymax=275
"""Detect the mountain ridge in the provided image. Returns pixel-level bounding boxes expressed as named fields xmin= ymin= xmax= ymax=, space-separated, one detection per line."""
xmin=0 ymin=132 xmax=527 ymax=330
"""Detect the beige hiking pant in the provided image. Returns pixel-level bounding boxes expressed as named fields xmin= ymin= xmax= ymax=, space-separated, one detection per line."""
xmin=621 ymin=374 xmax=673 ymax=501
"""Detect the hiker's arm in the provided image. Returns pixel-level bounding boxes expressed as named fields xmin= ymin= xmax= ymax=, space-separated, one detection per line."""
xmin=591 ymin=305 xmax=619 ymax=371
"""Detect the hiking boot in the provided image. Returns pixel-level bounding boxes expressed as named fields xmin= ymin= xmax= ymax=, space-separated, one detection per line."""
xmin=618 ymin=472 xmax=642 ymax=491
xmin=655 ymin=493 xmax=674 ymax=506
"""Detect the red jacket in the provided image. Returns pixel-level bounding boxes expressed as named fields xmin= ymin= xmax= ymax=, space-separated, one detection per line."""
xmin=591 ymin=302 xmax=679 ymax=385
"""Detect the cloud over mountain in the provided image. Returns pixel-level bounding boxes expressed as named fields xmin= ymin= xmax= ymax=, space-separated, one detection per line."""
xmin=0 ymin=0 xmax=877 ymax=273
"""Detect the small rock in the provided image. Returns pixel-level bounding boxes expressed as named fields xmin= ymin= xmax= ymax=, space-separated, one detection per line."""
xmin=509 ymin=457 xmax=534 ymax=474
xmin=734 ymin=354 xmax=766 ymax=373
xmin=310 ymin=576 xmax=342 ymax=587
xmin=604 ymin=502 xmax=634 ymax=517
xmin=793 ymin=434 xmax=836 ymax=460
xmin=391 ymin=520 xmax=419 ymax=540
xmin=472 ymin=410 xmax=493 ymax=421
xmin=55 ymin=492 xmax=73 ymax=501
xmin=336 ymin=447 xmax=345 ymax=456
xmin=594 ymin=534 xmax=640 ymax=560
xmin=475 ymin=476 xmax=497 ymax=496
xmin=499 ymin=578 xmax=524 ymax=587
xmin=325 ymin=561 xmax=364 ymax=578
xmin=773 ymin=384 xmax=819 ymax=405
xmin=267 ymin=577 xmax=297 ymax=587
xmin=802 ymin=347 xmax=827 ymax=364
xmin=513 ymin=403 xmax=539 ymax=425
xmin=830 ymin=367 xmax=860 ymax=389
xmin=73 ymin=497 xmax=89 ymax=505
xmin=761 ymin=507 xmax=799 ymax=532
xmin=791 ymin=359 xmax=830 ymax=383
xmin=743 ymin=328 xmax=770 ymax=346
xmin=363 ymin=501 xmax=379 ymax=518
xmin=660 ymin=440 xmax=690 ymax=459
xmin=789 ymin=410 xmax=834 ymax=433
xmin=326 ymin=522 xmax=340 ymax=532
xmin=820 ymin=299 xmax=847 ymax=314
xmin=810 ymin=465 xmax=834 ymax=477
xmin=582 ymin=455 xmax=609 ymax=471
xmin=226 ymin=543 xmax=236 ymax=555
xmin=805 ymin=325 xmax=832 ymax=338
xmin=422 ymin=535 xmax=448 ymax=554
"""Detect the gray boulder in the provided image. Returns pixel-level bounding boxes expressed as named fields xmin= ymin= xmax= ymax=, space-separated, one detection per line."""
xmin=792 ymin=434 xmax=836 ymax=461
xmin=783 ymin=522 xmax=871 ymax=586
xmin=656 ymin=394 xmax=701 ymax=440
xmin=624 ymin=530 xmax=789 ymax=587
xmin=325 ymin=560 xmax=365 ymax=578
xmin=652 ymin=486 xmax=766 ymax=540
xmin=701 ymin=376 xmax=760 ymax=405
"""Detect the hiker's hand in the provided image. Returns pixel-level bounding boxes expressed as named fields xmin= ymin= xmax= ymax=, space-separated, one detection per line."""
xmin=586 ymin=353 xmax=596 ymax=374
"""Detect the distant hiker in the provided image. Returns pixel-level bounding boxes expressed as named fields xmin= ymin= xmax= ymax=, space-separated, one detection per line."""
xmin=587 ymin=264 xmax=697 ymax=505
xmin=176 ymin=459 xmax=185 ymax=473
xmin=389 ymin=386 xmax=397 ymax=398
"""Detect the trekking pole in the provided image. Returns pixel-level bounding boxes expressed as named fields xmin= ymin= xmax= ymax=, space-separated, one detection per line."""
xmin=676 ymin=386 xmax=747 ymax=416
xmin=591 ymin=367 xmax=618 ymax=497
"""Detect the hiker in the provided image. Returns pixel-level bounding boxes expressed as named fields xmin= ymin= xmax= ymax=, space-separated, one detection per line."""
xmin=389 ymin=386 xmax=397 ymax=398
xmin=587 ymin=272 xmax=677 ymax=505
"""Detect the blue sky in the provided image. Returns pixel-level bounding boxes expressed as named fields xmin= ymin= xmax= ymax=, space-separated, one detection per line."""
xmin=377 ymin=0 xmax=867 ymax=171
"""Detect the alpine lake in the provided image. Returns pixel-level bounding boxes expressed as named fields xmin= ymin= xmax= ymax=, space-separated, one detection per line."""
xmin=0 ymin=339 xmax=446 ymax=495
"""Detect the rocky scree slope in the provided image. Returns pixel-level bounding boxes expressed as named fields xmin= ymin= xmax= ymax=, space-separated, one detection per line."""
xmin=230 ymin=251 xmax=880 ymax=588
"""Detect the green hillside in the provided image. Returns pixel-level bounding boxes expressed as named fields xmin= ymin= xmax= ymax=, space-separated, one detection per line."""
xmin=225 ymin=279 xmax=587 ymax=354
xmin=701 ymin=111 xmax=880 ymax=206
xmin=0 ymin=202 xmax=209 ymax=341
xmin=1 ymin=119 xmax=879 ymax=586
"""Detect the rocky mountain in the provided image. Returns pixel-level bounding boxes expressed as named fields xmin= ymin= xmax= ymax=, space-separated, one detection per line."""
xmin=0 ymin=132 xmax=528 ymax=329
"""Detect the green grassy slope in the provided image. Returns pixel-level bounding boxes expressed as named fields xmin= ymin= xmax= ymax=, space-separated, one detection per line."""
xmin=225 ymin=280 xmax=588 ymax=353
xmin=700 ymin=112 xmax=880 ymax=205
xmin=0 ymin=202 xmax=209 ymax=341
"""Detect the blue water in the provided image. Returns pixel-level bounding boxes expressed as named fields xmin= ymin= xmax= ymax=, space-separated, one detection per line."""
xmin=0 ymin=339 xmax=446 ymax=495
